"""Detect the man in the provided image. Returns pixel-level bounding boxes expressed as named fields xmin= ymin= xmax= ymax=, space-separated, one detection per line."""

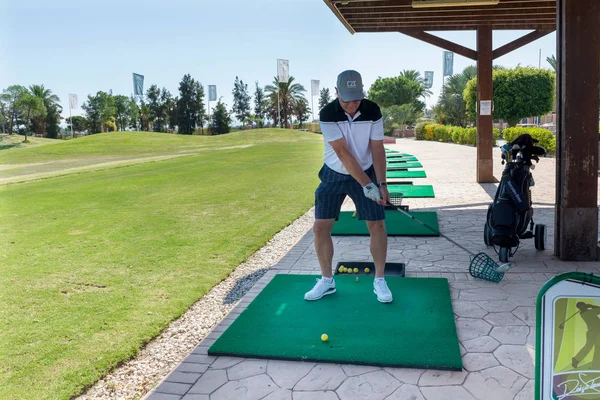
xmin=572 ymin=301 xmax=600 ymax=369
xmin=304 ymin=70 xmax=392 ymax=303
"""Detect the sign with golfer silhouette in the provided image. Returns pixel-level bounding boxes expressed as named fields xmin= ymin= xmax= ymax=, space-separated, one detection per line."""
xmin=537 ymin=272 xmax=600 ymax=400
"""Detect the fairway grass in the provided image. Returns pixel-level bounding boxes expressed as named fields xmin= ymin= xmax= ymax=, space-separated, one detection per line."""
xmin=0 ymin=129 xmax=323 ymax=399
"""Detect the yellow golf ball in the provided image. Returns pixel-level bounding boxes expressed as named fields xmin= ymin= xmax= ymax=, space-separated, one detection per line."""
xmin=347 ymin=269 xmax=353 ymax=274
xmin=338 ymin=266 xmax=345 ymax=273
xmin=353 ymin=268 xmax=359 ymax=274
xmin=321 ymin=334 xmax=328 ymax=342
xmin=364 ymin=268 xmax=370 ymax=273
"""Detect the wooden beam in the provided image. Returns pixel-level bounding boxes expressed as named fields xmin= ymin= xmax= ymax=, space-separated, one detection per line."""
xmin=351 ymin=18 xmax=556 ymax=28
xmin=356 ymin=23 xmax=556 ymax=31
xmin=476 ymin=25 xmax=495 ymax=183
xmin=324 ymin=0 xmax=356 ymax=34
xmin=337 ymin=0 xmax=554 ymax=10
xmin=341 ymin=4 xmax=556 ymax=16
xmin=398 ymin=30 xmax=477 ymax=60
xmin=555 ymin=0 xmax=600 ymax=260
xmin=492 ymin=29 xmax=555 ymax=59
xmin=345 ymin=9 xmax=556 ymax=19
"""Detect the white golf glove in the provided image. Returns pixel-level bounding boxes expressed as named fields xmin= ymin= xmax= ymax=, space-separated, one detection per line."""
xmin=362 ymin=182 xmax=382 ymax=202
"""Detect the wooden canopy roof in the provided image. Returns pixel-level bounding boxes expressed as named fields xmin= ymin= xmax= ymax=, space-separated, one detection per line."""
xmin=324 ymin=0 xmax=556 ymax=32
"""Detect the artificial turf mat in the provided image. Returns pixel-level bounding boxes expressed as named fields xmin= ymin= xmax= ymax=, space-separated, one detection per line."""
xmin=386 ymin=162 xmax=423 ymax=170
xmin=331 ymin=210 xmax=439 ymax=236
xmin=208 ymin=274 xmax=462 ymax=370
xmin=386 ymin=170 xmax=427 ymax=179
xmin=387 ymin=157 xmax=418 ymax=162
xmin=386 ymin=153 xmax=414 ymax=158
xmin=387 ymin=184 xmax=435 ymax=198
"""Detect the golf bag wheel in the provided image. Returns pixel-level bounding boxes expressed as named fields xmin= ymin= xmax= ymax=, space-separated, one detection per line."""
xmin=499 ymin=247 xmax=511 ymax=263
xmin=484 ymin=223 xmax=493 ymax=246
xmin=535 ymin=224 xmax=546 ymax=250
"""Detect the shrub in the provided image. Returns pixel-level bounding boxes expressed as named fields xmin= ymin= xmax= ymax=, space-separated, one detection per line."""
xmin=415 ymin=122 xmax=427 ymax=140
xmin=503 ymin=127 xmax=556 ymax=153
xmin=464 ymin=128 xmax=477 ymax=145
xmin=433 ymin=125 xmax=446 ymax=141
xmin=424 ymin=123 xmax=442 ymax=141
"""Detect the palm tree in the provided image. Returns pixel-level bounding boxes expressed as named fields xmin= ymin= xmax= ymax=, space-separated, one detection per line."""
xmin=399 ymin=70 xmax=433 ymax=98
xmin=29 ymin=85 xmax=61 ymax=136
xmin=546 ymin=55 xmax=556 ymax=72
xmin=264 ymin=76 xmax=306 ymax=128
xmin=435 ymin=67 xmax=477 ymax=127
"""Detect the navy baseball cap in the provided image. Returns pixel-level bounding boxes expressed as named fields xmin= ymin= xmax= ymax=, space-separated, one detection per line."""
xmin=336 ymin=70 xmax=364 ymax=102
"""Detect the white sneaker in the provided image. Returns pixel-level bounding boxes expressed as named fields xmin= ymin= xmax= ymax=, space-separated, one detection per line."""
xmin=374 ymin=279 xmax=393 ymax=303
xmin=304 ymin=278 xmax=336 ymax=301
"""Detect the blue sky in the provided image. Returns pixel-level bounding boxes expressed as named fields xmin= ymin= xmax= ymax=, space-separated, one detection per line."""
xmin=2 ymin=0 xmax=556 ymax=123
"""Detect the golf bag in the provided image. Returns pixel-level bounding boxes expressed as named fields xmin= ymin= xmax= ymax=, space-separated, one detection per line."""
xmin=484 ymin=134 xmax=547 ymax=262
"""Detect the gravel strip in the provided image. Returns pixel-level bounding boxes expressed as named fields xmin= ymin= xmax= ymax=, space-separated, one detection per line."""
xmin=76 ymin=207 xmax=315 ymax=400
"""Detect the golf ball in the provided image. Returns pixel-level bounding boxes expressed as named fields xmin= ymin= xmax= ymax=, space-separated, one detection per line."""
xmin=338 ymin=266 xmax=345 ymax=273
xmin=353 ymin=268 xmax=359 ymax=273
xmin=364 ymin=268 xmax=370 ymax=273
xmin=321 ymin=334 xmax=328 ymax=342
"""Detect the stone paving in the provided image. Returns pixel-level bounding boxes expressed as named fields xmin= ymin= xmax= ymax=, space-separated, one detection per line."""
xmin=143 ymin=138 xmax=600 ymax=400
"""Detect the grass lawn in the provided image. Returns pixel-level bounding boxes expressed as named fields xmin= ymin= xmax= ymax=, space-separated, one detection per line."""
xmin=0 ymin=129 xmax=323 ymax=399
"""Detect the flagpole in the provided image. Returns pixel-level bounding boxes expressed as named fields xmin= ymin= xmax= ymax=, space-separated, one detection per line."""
xmin=69 ymin=103 xmax=74 ymax=137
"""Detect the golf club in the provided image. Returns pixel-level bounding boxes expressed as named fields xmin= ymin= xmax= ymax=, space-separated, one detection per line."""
xmin=559 ymin=310 xmax=582 ymax=329
xmin=386 ymin=193 xmax=511 ymax=273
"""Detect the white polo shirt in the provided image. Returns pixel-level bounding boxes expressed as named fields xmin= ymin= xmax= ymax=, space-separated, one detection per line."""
xmin=318 ymin=98 xmax=384 ymax=174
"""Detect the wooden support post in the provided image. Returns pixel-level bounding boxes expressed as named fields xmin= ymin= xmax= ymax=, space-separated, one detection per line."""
xmin=476 ymin=25 xmax=494 ymax=183
xmin=555 ymin=0 xmax=600 ymax=260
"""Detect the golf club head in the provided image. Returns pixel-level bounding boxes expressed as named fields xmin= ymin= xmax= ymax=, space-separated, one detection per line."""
xmin=495 ymin=263 xmax=511 ymax=273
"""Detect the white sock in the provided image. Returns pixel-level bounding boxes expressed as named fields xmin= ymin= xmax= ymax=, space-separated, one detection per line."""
xmin=375 ymin=277 xmax=385 ymax=283
xmin=323 ymin=276 xmax=334 ymax=284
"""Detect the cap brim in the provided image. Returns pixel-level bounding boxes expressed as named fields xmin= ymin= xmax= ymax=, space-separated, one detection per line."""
xmin=339 ymin=90 xmax=364 ymax=102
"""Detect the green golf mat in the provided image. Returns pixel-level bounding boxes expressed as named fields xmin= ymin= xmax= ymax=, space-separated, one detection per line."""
xmin=386 ymin=170 xmax=427 ymax=179
xmin=387 ymin=157 xmax=418 ymax=162
xmin=208 ymin=275 xmax=462 ymax=370
xmin=331 ymin=210 xmax=439 ymax=236
xmin=387 ymin=184 xmax=435 ymax=198
xmin=387 ymin=162 xmax=423 ymax=170
xmin=386 ymin=153 xmax=414 ymax=159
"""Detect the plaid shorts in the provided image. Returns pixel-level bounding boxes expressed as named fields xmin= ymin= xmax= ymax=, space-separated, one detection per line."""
xmin=315 ymin=164 xmax=385 ymax=221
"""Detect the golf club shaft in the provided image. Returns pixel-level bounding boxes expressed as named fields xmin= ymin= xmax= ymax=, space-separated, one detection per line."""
xmin=560 ymin=310 xmax=581 ymax=328
xmin=387 ymin=203 xmax=476 ymax=257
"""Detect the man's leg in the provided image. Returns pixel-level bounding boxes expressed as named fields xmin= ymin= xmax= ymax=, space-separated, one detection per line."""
xmin=366 ymin=220 xmax=387 ymax=278
xmin=314 ymin=219 xmax=336 ymax=278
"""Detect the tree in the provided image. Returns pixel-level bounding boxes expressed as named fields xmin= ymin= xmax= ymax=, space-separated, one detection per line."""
xmin=292 ymin=97 xmax=311 ymax=128
xmin=253 ymin=82 xmax=267 ymax=127
xmin=146 ymin=85 xmax=171 ymax=132
xmin=166 ymin=96 xmax=178 ymax=131
xmin=367 ymin=75 xmax=425 ymax=111
xmin=264 ymin=76 xmax=306 ymax=128
xmin=177 ymin=74 xmax=200 ymax=135
xmin=29 ymin=85 xmax=61 ymax=138
xmin=434 ymin=66 xmax=477 ymax=127
xmin=464 ymin=67 xmax=555 ymax=127
xmin=232 ymin=76 xmax=251 ymax=125
xmin=1 ymin=85 xmax=27 ymax=134
xmin=195 ymin=83 xmax=206 ymax=133
xmin=16 ymin=94 xmax=46 ymax=142
xmin=210 ymin=99 xmax=231 ymax=135
xmin=66 ymin=116 xmax=88 ymax=133
xmin=0 ymin=98 xmax=7 ymax=133
xmin=382 ymin=104 xmax=420 ymax=134
xmin=399 ymin=70 xmax=433 ymax=98
xmin=81 ymin=91 xmax=116 ymax=133
xmin=139 ymin=103 xmax=151 ymax=131
xmin=547 ymin=55 xmax=556 ymax=72
xmin=114 ymin=95 xmax=136 ymax=131
xmin=318 ymin=87 xmax=332 ymax=111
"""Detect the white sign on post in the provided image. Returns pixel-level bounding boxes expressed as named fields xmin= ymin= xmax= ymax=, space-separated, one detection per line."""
xmin=277 ymin=59 xmax=289 ymax=82
xmin=480 ymin=100 xmax=492 ymax=116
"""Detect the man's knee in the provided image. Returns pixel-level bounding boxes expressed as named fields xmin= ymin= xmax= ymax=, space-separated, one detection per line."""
xmin=314 ymin=219 xmax=335 ymax=236
xmin=366 ymin=219 xmax=386 ymax=234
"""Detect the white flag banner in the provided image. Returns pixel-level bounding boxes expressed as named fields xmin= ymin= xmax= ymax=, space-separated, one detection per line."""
xmin=69 ymin=94 xmax=78 ymax=109
xmin=311 ymin=80 xmax=320 ymax=97
xmin=277 ymin=59 xmax=289 ymax=82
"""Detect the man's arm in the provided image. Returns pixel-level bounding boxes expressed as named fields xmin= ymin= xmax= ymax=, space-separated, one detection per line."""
xmin=371 ymin=139 xmax=386 ymax=187
xmin=329 ymin=138 xmax=372 ymax=186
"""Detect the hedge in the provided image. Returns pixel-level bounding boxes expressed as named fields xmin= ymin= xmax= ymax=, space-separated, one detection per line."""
xmin=415 ymin=123 xmax=500 ymax=146
xmin=502 ymin=127 xmax=556 ymax=153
